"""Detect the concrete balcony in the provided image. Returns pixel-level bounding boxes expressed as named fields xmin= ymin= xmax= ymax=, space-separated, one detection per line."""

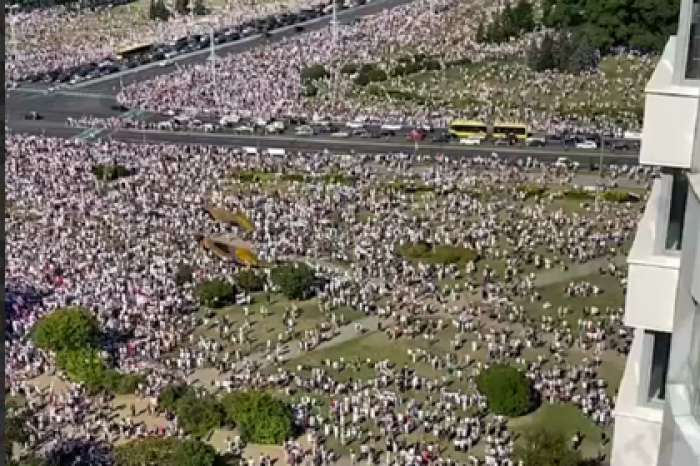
xmin=641 ymin=37 xmax=700 ymax=169
xmin=624 ymin=182 xmax=680 ymax=332
xmin=612 ymin=329 xmax=664 ymax=466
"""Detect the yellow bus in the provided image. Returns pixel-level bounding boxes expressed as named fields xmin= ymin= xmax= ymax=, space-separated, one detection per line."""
xmin=449 ymin=120 xmax=488 ymax=139
xmin=491 ymin=122 xmax=530 ymax=140
xmin=116 ymin=42 xmax=154 ymax=61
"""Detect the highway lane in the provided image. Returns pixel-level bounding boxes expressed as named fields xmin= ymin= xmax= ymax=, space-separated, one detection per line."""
xmin=74 ymin=0 xmax=410 ymax=94
xmin=8 ymin=119 xmax=640 ymax=164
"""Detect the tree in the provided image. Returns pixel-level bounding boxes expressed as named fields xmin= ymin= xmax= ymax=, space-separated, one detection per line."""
xmin=92 ymin=163 xmax=131 ymax=181
xmin=222 ymin=391 xmax=294 ymax=444
xmin=300 ymin=65 xmax=330 ymax=83
xmin=175 ymin=263 xmax=194 ymax=286
xmin=476 ymin=364 xmax=536 ymax=417
xmin=475 ymin=19 xmax=487 ymax=43
xmin=271 ymin=263 xmax=316 ymax=300
xmin=6 ymin=402 xmax=30 ymax=465
xmin=174 ymin=440 xmax=219 ymax=466
xmin=192 ymin=0 xmax=206 ymax=16
xmin=553 ymin=30 xmax=575 ymax=72
xmin=174 ymin=0 xmax=188 ymax=14
xmin=235 ymin=270 xmax=266 ymax=293
xmin=514 ymin=427 xmax=583 ymax=466
xmin=534 ymin=32 xmax=556 ymax=72
xmin=158 ymin=384 xmax=196 ymax=413
xmin=193 ymin=279 xmax=235 ymax=308
xmin=115 ymin=438 xmax=221 ymax=466
xmin=56 ymin=348 xmax=107 ymax=393
xmin=32 ymin=306 xmax=98 ymax=352
xmin=353 ymin=73 xmax=370 ymax=87
xmin=569 ymin=31 xmax=600 ymax=73
xmin=102 ymin=371 xmax=146 ymax=395
xmin=175 ymin=393 xmax=225 ymax=438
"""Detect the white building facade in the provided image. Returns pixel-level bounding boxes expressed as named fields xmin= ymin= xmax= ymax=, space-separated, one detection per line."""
xmin=611 ymin=1 xmax=700 ymax=466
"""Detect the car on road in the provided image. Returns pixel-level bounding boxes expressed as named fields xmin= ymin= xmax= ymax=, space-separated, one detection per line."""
xmin=575 ymin=140 xmax=598 ymax=149
xmin=331 ymin=131 xmax=351 ymax=138
xmin=406 ymin=129 xmax=425 ymax=142
xmin=526 ymin=137 xmax=546 ymax=147
xmin=295 ymin=125 xmax=314 ymax=136
xmin=346 ymin=121 xmax=366 ymax=129
xmin=431 ymin=133 xmax=451 ymax=143
xmin=459 ymin=138 xmax=481 ymax=146
xmin=24 ymin=111 xmax=42 ymax=120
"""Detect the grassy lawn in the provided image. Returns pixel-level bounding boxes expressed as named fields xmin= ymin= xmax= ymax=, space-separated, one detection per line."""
xmin=510 ymin=403 xmax=610 ymax=459
xmin=195 ymin=293 xmax=366 ymax=355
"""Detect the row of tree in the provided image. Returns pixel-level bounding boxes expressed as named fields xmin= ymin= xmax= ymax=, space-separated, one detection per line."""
xmin=191 ymin=263 xmax=317 ymax=308
xmin=541 ymin=0 xmax=680 ymax=53
xmin=148 ymin=0 xmax=206 ymax=21
xmin=475 ymin=0 xmax=536 ymax=45
xmin=527 ymin=30 xmax=601 ymax=74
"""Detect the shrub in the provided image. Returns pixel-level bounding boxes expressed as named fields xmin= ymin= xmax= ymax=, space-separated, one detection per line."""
xmin=56 ymin=348 xmax=107 ymax=394
xmin=354 ymin=73 xmax=371 ymax=86
xmin=303 ymin=84 xmax=318 ymax=97
xmin=103 ymin=371 xmax=146 ymax=395
xmin=235 ymin=270 xmax=266 ymax=293
xmin=271 ymin=263 xmax=316 ymax=300
xmin=92 ymin=163 xmax=131 ymax=181
xmin=366 ymin=68 xmax=388 ymax=82
xmin=300 ymin=65 xmax=330 ymax=83
xmin=514 ymin=427 xmax=583 ymax=466
xmin=222 ymin=391 xmax=294 ymax=445
xmin=193 ymin=279 xmax=235 ymax=308
xmin=601 ymin=190 xmax=640 ymax=203
xmin=476 ymin=364 xmax=536 ymax=417
xmin=517 ymin=185 xmax=547 ymax=199
xmin=158 ymin=384 xmax=196 ymax=413
xmin=176 ymin=393 xmax=225 ymax=439
xmin=114 ymin=437 xmax=221 ymax=466
xmin=33 ymin=306 xmax=99 ymax=352
xmin=175 ymin=263 xmax=194 ymax=286
xmin=423 ymin=59 xmax=441 ymax=71
xmin=563 ymin=188 xmax=594 ymax=200
xmin=340 ymin=63 xmax=359 ymax=74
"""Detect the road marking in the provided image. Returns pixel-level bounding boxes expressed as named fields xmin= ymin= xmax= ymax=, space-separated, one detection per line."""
xmin=9 ymin=88 xmax=114 ymax=99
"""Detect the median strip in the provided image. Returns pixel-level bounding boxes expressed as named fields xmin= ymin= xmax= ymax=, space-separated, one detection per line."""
xmin=74 ymin=128 xmax=105 ymax=140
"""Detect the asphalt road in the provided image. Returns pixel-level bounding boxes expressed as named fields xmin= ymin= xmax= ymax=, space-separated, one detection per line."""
xmin=75 ymin=0 xmax=410 ymax=93
xmin=8 ymin=119 xmax=640 ymax=164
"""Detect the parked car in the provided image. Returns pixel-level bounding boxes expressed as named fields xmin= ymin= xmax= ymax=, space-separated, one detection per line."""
xmin=406 ymin=129 xmax=425 ymax=142
xmin=331 ymin=131 xmax=350 ymax=138
xmin=295 ymin=125 xmax=314 ymax=136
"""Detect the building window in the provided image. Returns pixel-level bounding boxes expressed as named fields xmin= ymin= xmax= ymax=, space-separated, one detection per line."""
xmin=647 ymin=330 xmax=672 ymax=402
xmin=687 ymin=0 xmax=700 ymax=79
xmin=665 ymin=169 xmax=689 ymax=250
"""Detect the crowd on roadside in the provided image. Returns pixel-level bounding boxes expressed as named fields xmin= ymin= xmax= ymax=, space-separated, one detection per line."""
xmin=114 ymin=0 xmax=653 ymax=134
xmin=6 ymin=133 xmax=653 ymax=464
xmin=4 ymin=0 xmax=331 ymax=83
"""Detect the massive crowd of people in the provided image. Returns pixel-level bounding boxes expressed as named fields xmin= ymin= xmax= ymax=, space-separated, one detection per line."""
xmin=6 ymin=132 xmax=653 ymax=464
xmin=114 ymin=0 xmax=653 ymax=133
xmin=4 ymin=0 xmax=332 ymax=83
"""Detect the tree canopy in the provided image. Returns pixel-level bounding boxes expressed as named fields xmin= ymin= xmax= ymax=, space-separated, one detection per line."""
xmin=514 ymin=427 xmax=583 ymax=466
xmin=271 ymin=263 xmax=316 ymax=300
xmin=222 ymin=391 xmax=295 ymax=444
xmin=193 ymin=279 xmax=235 ymax=308
xmin=114 ymin=437 xmax=222 ymax=466
xmin=476 ymin=364 xmax=537 ymax=417
xmin=235 ymin=269 xmax=266 ymax=293
xmin=541 ymin=0 xmax=681 ymax=52
xmin=32 ymin=306 xmax=99 ymax=352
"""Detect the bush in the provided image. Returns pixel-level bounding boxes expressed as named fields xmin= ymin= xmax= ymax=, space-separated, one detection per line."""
xmin=175 ymin=263 xmax=194 ymax=286
xmin=303 ymin=84 xmax=318 ymax=97
xmin=235 ymin=270 xmax=266 ymax=293
xmin=517 ymin=185 xmax=547 ymax=199
xmin=514 ymin=427 xmax=583 ymax=466
xmin=158 ymin=384 xmax=196 ymax=413
xmin=563 ymin=188 xmax=595 ymax=200
xmin=102 ymin=371 xmax=146 ymax=395
xmin=366 ymin=68 xmax=388 ymax=82
xmin=193 ymin=279 xmax=235 ymax=308
xmin=354 ymin=73 xmax=371 ymax=87
xmin=56 ymin=348 xmax=106 ymax=394
xmin=114 ymin=437 xmax=221 ymax=466
xmin=33 ymin=306 xmax=99 ymax=352
xmin=300 ymin=65 xmax=330 ymax=83
xmin=271 ymin=263 xmax=316 ymax=300
xmin=92 ymin=163 xmax=131 ymax=181
xmin=340 ymin=63 xmax=359 ymax=74
xmin=222 ymin=391 xmax=294 ymax=445
xmin=601 ymin=190 xmax=640 ymax=203
xmin=476 ymin=364 xmax=536 ymax=417
xmin=175 ymin=393 xmax=225 ymax=439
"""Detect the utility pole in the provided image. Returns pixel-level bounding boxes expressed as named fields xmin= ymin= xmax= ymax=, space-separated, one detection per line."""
xmin=330 ymin=0 xmax=339 ymax=108
xmin=9 ymin=12 xmax=19 ymax=61
xmin=210 ymin=26 xmax=216 ymax=90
